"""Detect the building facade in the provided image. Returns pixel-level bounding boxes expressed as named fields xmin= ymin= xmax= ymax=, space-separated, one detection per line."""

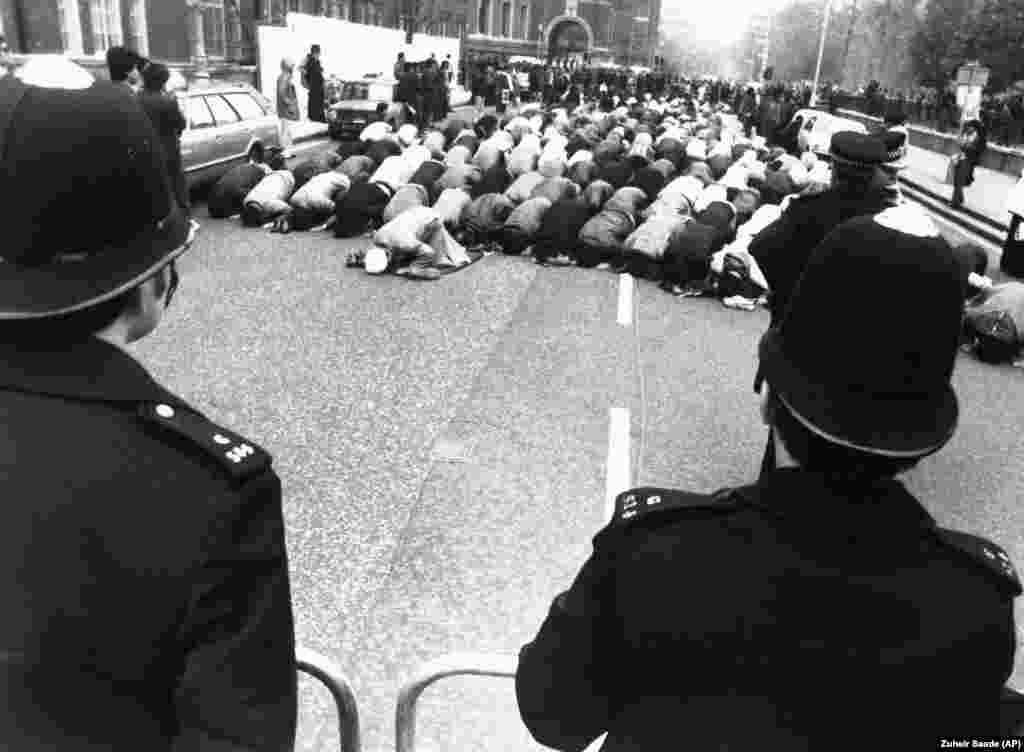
xmin=0 ymin=0 xmax=658 ymax=86
xmin=0 ymin=0 xmax=390 ymax=84
xmin=459 ymin=0 xmax=659 ymax=66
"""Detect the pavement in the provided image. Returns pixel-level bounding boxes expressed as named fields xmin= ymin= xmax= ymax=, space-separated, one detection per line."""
xmin=134 ymin=196 xmax=1024 ymax=751
xmin=290 ymin=120 xmax=330 ymax=144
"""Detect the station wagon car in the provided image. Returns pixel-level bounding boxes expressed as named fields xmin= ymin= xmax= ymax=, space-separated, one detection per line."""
xmin=178 ymin=84 xmax=281 ymax=189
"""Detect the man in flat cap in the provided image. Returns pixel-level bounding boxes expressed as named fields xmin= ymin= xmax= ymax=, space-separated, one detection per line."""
xmin=0 ymin=70 xmax=296 ymax=749
xmin=517 ymin=204 xmax=1020 ymax=750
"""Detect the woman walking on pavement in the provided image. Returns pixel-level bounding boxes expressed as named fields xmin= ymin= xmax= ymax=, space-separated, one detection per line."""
xmin=951 ymin=118 xmax=987 ymax=209
xmin=276 ymin=58 xmax=300 ymax=159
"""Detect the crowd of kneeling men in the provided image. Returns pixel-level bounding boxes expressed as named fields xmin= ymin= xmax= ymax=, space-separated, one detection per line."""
xmin=205 ymin=96 xmax=824 ymax=301
xmin=202 ymin=93 xmax=1024 ymax=350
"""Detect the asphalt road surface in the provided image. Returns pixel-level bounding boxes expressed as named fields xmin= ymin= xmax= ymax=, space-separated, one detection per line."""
xmin=133 ymin=176 xmax=1024 ymax=752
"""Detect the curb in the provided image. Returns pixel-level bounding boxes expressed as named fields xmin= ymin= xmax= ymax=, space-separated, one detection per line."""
xmin=899 ymin=175 xmax=1008 ymax=234
xmin=899 ymin=177 xmax=1005 ymax=247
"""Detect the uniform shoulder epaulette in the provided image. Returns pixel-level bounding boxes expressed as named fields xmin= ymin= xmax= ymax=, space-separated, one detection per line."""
xmin=790 ymin=190 xmax=830 ymax=208
xmin=601 ymin=486 xmax=743 ymax=535
xmin=935 ymin=527 xmax=1022 ymax=596
xmin=137 ymin=402 xmax=272 ymax=483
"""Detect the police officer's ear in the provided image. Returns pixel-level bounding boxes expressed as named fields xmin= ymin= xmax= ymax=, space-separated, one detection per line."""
xmin=760 ymin=385 xmax=776 ymax=427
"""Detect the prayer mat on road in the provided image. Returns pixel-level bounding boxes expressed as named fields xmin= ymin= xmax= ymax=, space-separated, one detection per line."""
xmin=394 ymin=249 xmax=487 ymax=278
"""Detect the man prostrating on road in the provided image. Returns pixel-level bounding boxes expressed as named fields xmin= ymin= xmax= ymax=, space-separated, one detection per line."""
xmin=517 ymin=205 xmax=1020 ymax=750
xmin=0 ymin=75 xmax=296 ymax=749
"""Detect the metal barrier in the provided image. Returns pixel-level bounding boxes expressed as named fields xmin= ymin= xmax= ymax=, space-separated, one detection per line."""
xmin=296 ymin=646 xmax=362 ymax=752
xmin=395 ymin=652 xmax=517 ymax=752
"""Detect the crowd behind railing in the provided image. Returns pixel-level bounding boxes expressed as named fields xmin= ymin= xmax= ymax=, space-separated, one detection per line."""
xmin=825 ymin=81 xmax=1024 ymax=148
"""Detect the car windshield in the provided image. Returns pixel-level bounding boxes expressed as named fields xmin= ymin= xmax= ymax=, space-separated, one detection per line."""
xmin=340 ymin=82 xmax=370 ymax=100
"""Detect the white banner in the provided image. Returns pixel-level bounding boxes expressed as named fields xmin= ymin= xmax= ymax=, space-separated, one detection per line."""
xmin=258 ymin=13 xmax=460 ymax=118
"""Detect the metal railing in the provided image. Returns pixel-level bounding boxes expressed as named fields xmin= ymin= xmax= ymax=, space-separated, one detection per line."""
xmin=395 ymin=652 xmax=518 ymax=752
xmin=306 ymin=647 xmax=1024 ymax=751
xmin=297 ymin=646 xmax=362 ymax=752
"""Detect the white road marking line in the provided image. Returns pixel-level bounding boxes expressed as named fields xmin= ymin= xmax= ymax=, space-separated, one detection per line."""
xmin=617 ymin=273 xmax=633 ymax=326
xmin=605 ymin=407 xmax=631 ymax=523
xmin=583 ymin=734 xmax=608 ymax=752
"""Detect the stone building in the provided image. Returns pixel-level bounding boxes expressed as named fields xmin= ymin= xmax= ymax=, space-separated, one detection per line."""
xmin=0 ymin=0 xmax=658 ymax=87
xmin=460 ymin=0 xmax=659 ymax=66
xmin=0 ymin=0 xmax=393 ymax=84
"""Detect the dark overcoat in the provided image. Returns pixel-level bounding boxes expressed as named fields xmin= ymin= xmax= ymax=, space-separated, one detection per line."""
xmin=517 ymin=469 xmax=1020 ymax=751
xmin=0 ymin=338 xmax=297 ymax=751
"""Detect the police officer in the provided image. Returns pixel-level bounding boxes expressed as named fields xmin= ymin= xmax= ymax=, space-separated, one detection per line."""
xmin=750 ymin=132 xmax=902 ymax=478
xmin=0 ymin=75 xmax=296 ymax=748
xmin=750 ymin=132 xmax=899 ymax=330
xmin=516 ymin=206 xmax=1020 ymax=750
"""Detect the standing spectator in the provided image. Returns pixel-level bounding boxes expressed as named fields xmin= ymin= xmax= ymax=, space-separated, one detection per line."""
xmin=413 ymin=61 xmax=427 ymax=129
xmin=738 ymin=86 xmax=757 ymax=135
xmin=424 ymin=60 xmax=445 ymax=125
xmin=396 ymin=62 xmax=418 ymax=127
xmin=394 ymin=51 xmax=406 ymax=80
xmin=761 ymin=86 xmax=783 ymax=145
xmin=495 ymin=66 xmax=514 ymax=115
xmin=301 ymin=44 xmax=325 ymax=123
xmin=0 ymin=74 xmax=297 ymax=751
xmin=106 ymin=45 xmax=147 ymax=91
xmin=951 ymin=118 xmax=986 ymax=209
xmin=137 ymin=63 xmax=188 ymax=214
xmin=529 ymin=64 xmax=544 ymax=103
xmin=439 ymin=58 xmax=452 ymax=115
xmin=276 ymin=57 xmax=300 ymax=159
xmin=470 ymin=63 xmax=485 ymax=113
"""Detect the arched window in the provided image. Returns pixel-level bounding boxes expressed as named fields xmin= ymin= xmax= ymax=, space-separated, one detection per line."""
xmin=478 ymin=0 xmax=488 ymax=34
xmin=518 ymin=4 xmax=527 ymax=38
xmin=500 ymin=1 xmax=510 ymax=36
xmin=86 ymin=0 xmax=123 ymax=54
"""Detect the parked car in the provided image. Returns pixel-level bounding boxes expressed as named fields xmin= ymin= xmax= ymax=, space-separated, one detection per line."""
xmin=790 ymin=109 xmax=868 ymax=156
xmin=177 ymin=84 xmax=281 ymax=189
xmin=326 ymin=77 xmax=403 ymax=140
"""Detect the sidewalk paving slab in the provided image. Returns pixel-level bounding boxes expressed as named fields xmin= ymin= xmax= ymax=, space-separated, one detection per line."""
xmin=903 ymin=144 xmax=1017 ymax=233
xmin=290 ymin=120 xmax=329 ymax=143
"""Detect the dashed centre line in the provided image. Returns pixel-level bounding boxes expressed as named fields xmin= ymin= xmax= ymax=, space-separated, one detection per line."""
xmin=617 ymin=272 xmax=633 ymax=326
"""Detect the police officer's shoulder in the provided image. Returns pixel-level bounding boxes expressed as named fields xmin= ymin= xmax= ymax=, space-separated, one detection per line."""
xmin=935 ymin=527 xmax=1022 ymax=597
xmin=597 ymin=485 xmax=747 ymax=542
xmin=137 ymin=400 xmax=272 ymax=484
xmin=786 ymin=188 xmax=835 ymax=212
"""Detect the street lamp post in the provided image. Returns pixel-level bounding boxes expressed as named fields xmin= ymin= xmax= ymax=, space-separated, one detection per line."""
xmin=809 ymin=0 xmax=831 ymax=107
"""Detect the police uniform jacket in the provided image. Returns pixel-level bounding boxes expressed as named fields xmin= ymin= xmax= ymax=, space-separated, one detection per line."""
xmin=749 ymin=187 xmax=897 ymax=327
xmin=516 ymin=469 xmax=1020 ymax=751
xmin=0 ymin=338 xmax=297 ymax=751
